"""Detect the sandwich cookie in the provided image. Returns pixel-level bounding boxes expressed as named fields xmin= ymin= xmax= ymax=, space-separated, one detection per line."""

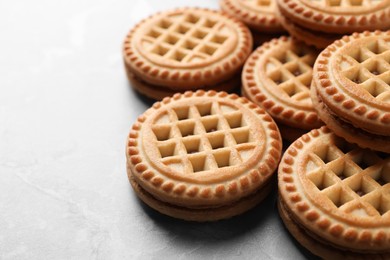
xmin=242 ymin=36 xmax=322 ymax=142
xmin=279 ymin=126 xmax=390 ymax=259
xmin=126 ymin=90 xmax=282 ymax=221
xmin=123 ymin=8 xmax=253 ymax=98
xmin=311 ymin=31 xmax=390 ymax=153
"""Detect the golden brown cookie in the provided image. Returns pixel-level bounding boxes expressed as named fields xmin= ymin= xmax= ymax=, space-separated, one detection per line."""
xmin=126 ymin=90 xmax=282 ymax=221
xmin=242 ymin=36 xmax=322 ymax=131
xmin=125 ymin=68 xmax=240 ymax=101
xmin=278 ymin=126 xmax=390 ymax=258
xmin=220 ymin=0 xmax=285 ymax=33
xmin=123 ymin=8 xmax=252 ymax=91
xmin=311 ymin=31 xmax=390 ymax=152
xmin=276 ymin=0 xmax=390 ymax=34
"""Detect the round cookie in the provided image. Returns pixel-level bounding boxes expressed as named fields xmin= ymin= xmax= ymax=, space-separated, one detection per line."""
xmin=220 ymin=0 xmax=285 ymax=33
xmin=278 ymin=126 xmax=390 ymax=258
xmin=313 ymin=31 xmax=390 ymax=136
xmin=242 ymin=36 xmax=323 ymax=131
xmin=125 ymin=68 xmax=240 ymax=101
xmin=123 ymin=8 xmax=253 ymax=90
xmin=126 ymin=90 xmax=282 ymax=221
xmin=276 ymin=0 xmax=390 ymax=34
xmin=311 ymin=31 xmax=390 ymax=151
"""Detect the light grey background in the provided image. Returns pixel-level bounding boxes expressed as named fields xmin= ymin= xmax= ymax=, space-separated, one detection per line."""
xmin=0 ymin=0 xmax=317 ymax=259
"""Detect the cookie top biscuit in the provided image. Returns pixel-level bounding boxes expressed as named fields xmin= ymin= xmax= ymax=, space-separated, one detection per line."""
xmin=279 ymin=126 xmax=390 ymax=253
xmin=276 ymin=0 xmax=390 ymax=33
xmin=242 ymin=36 xmax=322 ymax=130
xmin=127 ymin=90 xmax=282 ymax=208
xmin=220 ymin=0 xmax=285 ymax=33
xmin=123 ymin=8 xmax=252 ymax=89
xmin=313 ymin=31 xmax=390 ymax=136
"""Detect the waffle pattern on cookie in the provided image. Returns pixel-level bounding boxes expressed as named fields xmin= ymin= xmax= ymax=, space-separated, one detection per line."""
xmin=142 ymin=13 xmax=230 ymax=65
xmin=152 ymin=100 xmax=258 ymax=173
xmin=266 ymin=45 xmax=314 ymax=103
xmin=241 ymin=0 xmax=275 ymax=11
xmin=124 ymin=8 xmax=252 ymax=89
xmin=313 ymin=31 xmax=390 ymax=136
xmin=243 ymin=37 xmax=321 ymax=130
xmin=279 ymin=127 xmax=390 ymax=252
xmin=305 ymin=140 xmax=390 ymax=218
xmin=340 ymin=39 xmax=390 ymax=103
xmin=127 ymin=91 xmax=282 ymax=208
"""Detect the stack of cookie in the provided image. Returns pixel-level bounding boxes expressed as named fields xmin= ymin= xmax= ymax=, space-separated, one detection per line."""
xmin=123 ymin=8 xmax=252 ymax=100
xmin=124 ymin=3 xmax=390 ymax=258
xmin=126 ymin=90 xmax=282 ymax=221
xmin=220 ymin=0 xmax=286 ymax=46
xmin=276 ymin=0 xmax=390 ymax=49
xmin=242 ymin=36 xmax=323 ymax=142
xmin=276 ymin=31 xmax=390 ymax=258
xmin=278 ymin=127 xmax=390 ymax=259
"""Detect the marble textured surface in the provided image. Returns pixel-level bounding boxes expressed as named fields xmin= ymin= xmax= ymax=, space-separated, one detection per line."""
xmin=0 ymin=1 xmax=317 ymax=259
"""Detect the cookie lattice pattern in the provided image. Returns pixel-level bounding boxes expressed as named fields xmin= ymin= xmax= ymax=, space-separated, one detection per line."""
xmin=243 ymin=0 xmax=274 ymax=9
xmin=309 ymin=0 xmax=384 ymax=7
xmin=152 ymin=102 xmax=258 ymax=173
xmin=341 ymin=39 xmax=390 ymax=103
xmin=142 ymin=13 xmax=230 ymax=64
xmin=266 ymin=47 xmax=316 ymax=103
xmin=305 ymin=138 xmax=390 ymax=218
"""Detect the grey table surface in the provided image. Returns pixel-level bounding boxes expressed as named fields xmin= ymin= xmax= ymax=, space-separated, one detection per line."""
xmin=1 ymin=0 xmax=318 ymax=259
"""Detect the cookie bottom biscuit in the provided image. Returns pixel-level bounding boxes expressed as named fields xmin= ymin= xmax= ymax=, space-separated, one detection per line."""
xmin=130 ymin=171 xmax=273 ymax=222
xmin=311 ymin=84 xmax=390 ymax=153
xmin=277 ymin=13 xmax=340 ymax=49
xmin=126 ymin=69 xmax=240 ymax=100
xmin=278 ymin=197 xmax=390 ymax=260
